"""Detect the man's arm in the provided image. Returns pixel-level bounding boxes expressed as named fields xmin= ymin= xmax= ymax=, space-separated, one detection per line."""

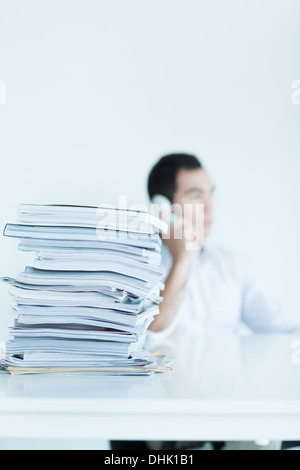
xmin=149 ymin=256 xmax=194 ymax=332
xmin=149 ymin=219 xmax=202 ymax=333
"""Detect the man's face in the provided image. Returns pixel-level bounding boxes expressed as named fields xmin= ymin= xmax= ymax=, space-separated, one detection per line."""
xmin=172 ymin=168 xmax=215 ymax=238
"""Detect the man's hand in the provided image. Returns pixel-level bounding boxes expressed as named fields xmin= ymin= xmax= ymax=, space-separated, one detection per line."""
xmin=149 ymin=215 xmax=204 ymax=333
xmin=161 ymin=214 xmax=203 ymax=264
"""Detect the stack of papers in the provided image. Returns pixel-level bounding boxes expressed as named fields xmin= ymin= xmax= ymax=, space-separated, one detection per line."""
xmin=1 ymin=204 xmax=171 ymax=376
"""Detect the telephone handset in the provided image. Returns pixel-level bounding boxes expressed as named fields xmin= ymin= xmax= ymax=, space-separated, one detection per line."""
xmin=151 ymin=194 xmax=176 ymax=227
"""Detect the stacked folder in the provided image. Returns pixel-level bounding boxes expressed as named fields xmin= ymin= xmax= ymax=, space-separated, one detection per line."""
xmin=1 ymin=204 xmax=170 ymax=376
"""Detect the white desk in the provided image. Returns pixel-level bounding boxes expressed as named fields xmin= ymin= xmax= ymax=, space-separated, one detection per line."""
xmin=0 ymin=333 xmax=300 ymax=443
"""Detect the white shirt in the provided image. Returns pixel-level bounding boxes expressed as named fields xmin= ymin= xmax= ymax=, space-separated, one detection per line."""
xmin=149 ymin=238 xmax=300 ymax=340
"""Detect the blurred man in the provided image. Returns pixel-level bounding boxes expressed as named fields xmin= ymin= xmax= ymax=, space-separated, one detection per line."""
xmin=147 ymin=153 xmax=300 ymax=338
xmin=111 ymin=153 xmax=300 ymax=451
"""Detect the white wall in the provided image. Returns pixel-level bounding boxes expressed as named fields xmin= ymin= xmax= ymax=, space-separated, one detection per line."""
xmin=0 ymin=0 xmax=299 ymax=340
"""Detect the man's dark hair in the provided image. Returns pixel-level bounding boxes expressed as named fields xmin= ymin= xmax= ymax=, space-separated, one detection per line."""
xmin=147 ymin=153 xmax=203 ymax=202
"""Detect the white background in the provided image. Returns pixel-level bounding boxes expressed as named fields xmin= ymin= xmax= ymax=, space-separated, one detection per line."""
xmin=0 ymin=0 xmax=299 ymax=340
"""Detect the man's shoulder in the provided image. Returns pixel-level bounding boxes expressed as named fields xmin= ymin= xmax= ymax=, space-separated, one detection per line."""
xmin=161 ymin=238 xmax=249 ymax=262
xmin=160 ymin=239 xmax=252 ymax=276
xmin=203 ymin=239 xmax=252 ymax=274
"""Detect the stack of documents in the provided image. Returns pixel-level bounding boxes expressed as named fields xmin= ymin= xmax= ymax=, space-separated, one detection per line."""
xmin=1 ymin=204 xmax=170 ymax=376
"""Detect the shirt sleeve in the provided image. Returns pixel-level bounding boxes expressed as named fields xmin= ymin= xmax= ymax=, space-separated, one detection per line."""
xmin=240 ymin=256 xmax=300 ymax=334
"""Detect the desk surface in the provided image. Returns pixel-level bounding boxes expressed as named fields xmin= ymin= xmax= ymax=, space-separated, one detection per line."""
xmin=1 ymin=333 xmax=300 ymax=441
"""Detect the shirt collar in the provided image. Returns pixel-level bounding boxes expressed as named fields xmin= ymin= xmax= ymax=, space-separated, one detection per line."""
xmin=200 ymin=236 xmax=214 ymax=256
